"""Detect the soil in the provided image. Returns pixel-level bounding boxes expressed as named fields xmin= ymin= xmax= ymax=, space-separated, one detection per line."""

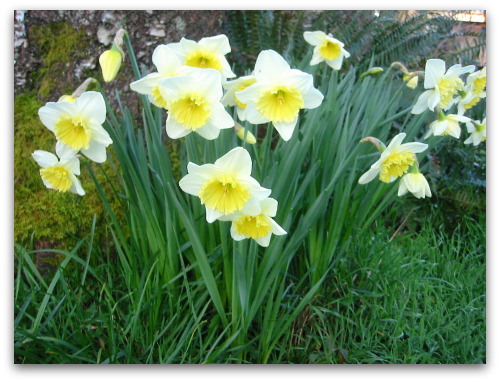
xmin=14 ymin=10 xmax=226 ymax=104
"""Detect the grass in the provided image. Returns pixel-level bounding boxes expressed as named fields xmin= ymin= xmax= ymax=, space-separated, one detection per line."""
xmin=14 ymin=211 xmax=486 ymax=364
xmin=280 ymin=215 xmax=486 ymax=364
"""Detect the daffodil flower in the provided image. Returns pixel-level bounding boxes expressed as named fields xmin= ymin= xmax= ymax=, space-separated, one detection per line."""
xmin=32 ymin=141 xmax=84 ymax=195
xmin=235 ymin=50 xmax=324 ymax=141
xmin=398 ymin=171 xmax=432 ymax=199
xmin=464 ymin=118 xmax=486 ymax=146
xmin=456 ymin=67 xmax=486 ymax=115
xmin=179 ymin=147 xmax=271 ymax=223
xmin=359 ymin=133 xmax=428 ymax=184
xmin=219 ymin=197 xmax=287 ymax=247
xmin=167 ymin=34 xmax=236 ymax=81
xmin=424 ymin=113 xmax=471 ymax=139
xmin=303 ymin=31 xmax=350 ymax=70
xmin=411 ymin=59 xmax=475 ymax=114
xmin=158 ymin=67 xmax=234 ymax=140
xmin=38 ymin=91 xmax=112 ymax=163
xmin=221 ymin=75 xmax=257 ymax=121
xmin=130 ymin=45 xmax=186 ymax=109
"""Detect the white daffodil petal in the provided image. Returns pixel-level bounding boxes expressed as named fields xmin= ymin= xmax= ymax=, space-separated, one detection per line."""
xmin=230 ymin=224 xmax=248 ymax=241
xmin=424 ymin=59 xmax=446 ymax=88
xmin=55 ymin=140 xmax=78 ymax=160
xmin=69 ymin=173 xmax=85 ymax=196
xmin=206 ymin=207 xmax=223 ymax=223
xmin=76 ymin=91 xmax=106 ymax=124
xmin=273 ymin=118 xmax=299 ymax=141
xmin=358 ymin=167 xmax=380 ymax=184
xmin=269 ymin=218 xmax=287 ymax=236
xmin=208 ymin=101 xmax=235 ymax=129
xmin=260 ymin=197 xmax=278 ymax=217
xmin=255 ymin=233 xmax=272 ymax=247
xmin=411 ymin=91 xmax=432 ymax=114
xmin=32 ymin=150 xmax=58 ymax=168
xmin=194 ymin=122 xmax=221 ymax=140
xmin=80 ymin=141 xmax=108 ymax=163
xmin=214 ymin=146 xmax=252 ymax=177
xmin=302 ymin=86 xmax=324 ymax=109
xmin=165 ymin=117 xmax=192 ymax=139
xmin=199 ymin=34 xmax=232 ymax=55
xmin=254 ymin=50 xmax=291 ymax=82
xmin=303 ymin=31 xmax=327 ymax=46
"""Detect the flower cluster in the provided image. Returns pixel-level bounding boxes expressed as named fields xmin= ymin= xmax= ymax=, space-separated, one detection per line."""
xmin=411 ymin=58 xmax=486 ymax=146
xmin=358 ymin=133 xmax=431 ymax=199
xmin=33 ymin=88 xmax=112 ymax=196
xmin=179 ymin=147 xmax=286 ymax=247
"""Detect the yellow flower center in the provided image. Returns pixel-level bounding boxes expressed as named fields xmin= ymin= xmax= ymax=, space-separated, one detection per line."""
xmin=437 ymin=77 xmax=464 ymax=109
xmin=319 ymin=40 xmax=341 ymax=61
xmin=54 ymin=116 xmax=92 ymax=151
xmin=152 ymin=84 xmax=169 ymax=109
xmin=256 ymin=86 xmax=304 ymax=122
xmin=184 ymin=50 xmax=222 ymax=71
xmin=473 ymin=75 xmax=486 ymax=95
xmin=234 ymin=78 xmax=257 ymax=109
xmin=40 ymin=165 xmax=72 ymax=192
xmin=464 ymin=96 xmax=481 ymax=110
xmin=199 ymin=175 xmax=250 ymax=215
xmin=168 ymin=94 xmax=211 ymax=130
xmin=379 ymin=151 xmax=415 ymax=183
xmin=234 ymin=214 xmax=271 ymax=239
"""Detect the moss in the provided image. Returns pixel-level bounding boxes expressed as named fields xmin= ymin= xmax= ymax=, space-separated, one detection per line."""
xmin=29 ymin=22 xmax=92 ymax=98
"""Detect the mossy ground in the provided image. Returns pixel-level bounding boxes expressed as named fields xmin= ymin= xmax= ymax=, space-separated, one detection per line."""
xmin=14 ymin=22 xmax=127 ymax=258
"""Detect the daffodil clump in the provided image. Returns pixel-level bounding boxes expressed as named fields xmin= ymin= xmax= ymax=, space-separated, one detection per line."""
xmin=33 ymin=81 xmax=113 ymax=195
xmin=179 ymin=147 xmax=286 ymax=246
xmin=31 ymin=28 xmax=485 ymax=250
xmin=410 ymin=58 xmax=486 ymax=145
xmin=358 ymin=133 xmax=432 ymax=200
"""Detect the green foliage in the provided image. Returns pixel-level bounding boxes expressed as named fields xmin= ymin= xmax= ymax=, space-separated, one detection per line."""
xmin=30 ymin=22 xmax=92 ymax=98
xmin=14 ymin=213 xmax=485 ymax=363
xmin=277 ymin=216 xmax=486 ymax=364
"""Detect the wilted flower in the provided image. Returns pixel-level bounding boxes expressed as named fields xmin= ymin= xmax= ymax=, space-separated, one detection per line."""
xmin=130 ymin=45 xmax=185 ymax=109
xmin=398 ymin=171 xmax=432 ymax=199
xmin=38 ymin=91 xmax=112 ymax=163
xmin=221 ymin=197 xmax=287 ymax=247
xmin=303 ymin=31 xmax=350 ymax=70
xmin=359 ymin=133 xmax=428 ymax=184
xmin=179 ymin=147 xmax=271 ymax=223
xmin=411 ymin=59 xmax=475 ymax=114
xmin=167 ymin=34 xmax=236 ymax=81
xmin=221 ymin=75 xmax=257 ymax=121
xmin=464 ymin=118 xmax=486 ymax=146
xmin=32 ymin=141 xmax=84 ymax=195
xmin=236 ymin=50 xmax=324 ymax=141
xmin=424 ymin=112 xmax=471 ymax=139
xmin=159 ymin=67 xmax=234 ymax=140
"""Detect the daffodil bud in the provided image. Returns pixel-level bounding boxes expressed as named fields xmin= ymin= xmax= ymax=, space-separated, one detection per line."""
xmin=58 ymin=95 xmax=76 ymax=103
xmin=403 ymin=73 xmax=419 ymax=89
xmin=99 ymin=45 xmax=122 ymax=82
xmin=235 ymin=123 xmax=257 ymax=144
xmin=359 ymin=67 xmax=384 ymax=80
